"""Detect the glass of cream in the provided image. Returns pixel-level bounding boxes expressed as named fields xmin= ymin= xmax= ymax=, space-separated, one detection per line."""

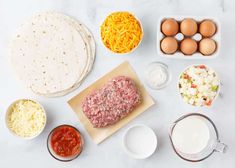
xmin=145 ymin=62 xmax=171 ymax=90
xmin=169 ymin=113 xmax=227 ymax=162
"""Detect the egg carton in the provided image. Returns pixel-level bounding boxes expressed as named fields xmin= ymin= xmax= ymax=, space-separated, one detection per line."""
xmin=157 ymin=16 xmax=221 ymax=59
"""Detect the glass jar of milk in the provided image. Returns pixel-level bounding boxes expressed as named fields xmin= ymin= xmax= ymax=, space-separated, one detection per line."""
xmin=169 ymin=113 xmax=227 ymax=162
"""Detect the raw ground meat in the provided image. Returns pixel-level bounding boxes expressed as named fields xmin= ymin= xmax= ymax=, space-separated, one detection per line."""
xmin=81 ymin=76 xmax=141 ymax=128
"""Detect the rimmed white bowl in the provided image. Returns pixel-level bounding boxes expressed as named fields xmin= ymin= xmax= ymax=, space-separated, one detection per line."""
xmin=5 ymin=99 xmax=47 ymax=139
xmin=177 ymin=64 xmax=221 ymax=107
xmin=123 ymin=124 xmax=157 ymax=159
xmin=100 ymin=11 xmax=144 ymax=55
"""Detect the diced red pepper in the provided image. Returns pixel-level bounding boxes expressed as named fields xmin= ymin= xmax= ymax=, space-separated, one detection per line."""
xmin=198 ymin=65 xmax=206 ymax=69
xmin=191 ymin=84 xmax=197 ymax=88
xmin=205 ymin=99 xmax=212 ymax=106
xmin=183 ymin=74 xmax=190 ymax=80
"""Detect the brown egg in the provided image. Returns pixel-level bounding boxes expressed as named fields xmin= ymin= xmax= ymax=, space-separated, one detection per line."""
xmin=199 ymin=20 xmax=216 ymax=37
xmin=180 ymin=18 xmax=198 ymax=36
xmin=161 ymin=37 xmax=178 ymax=54
xmin=161 ymin=19 xmax=179 ymax=36
xmin=199 ymin=38 xmax=216 ymax=55
xmin=180 ymin=38 xmax=198 ymax=55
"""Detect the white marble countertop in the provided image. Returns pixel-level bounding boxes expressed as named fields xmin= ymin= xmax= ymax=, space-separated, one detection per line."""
xmin=1 ymin=0 xmax=235 ymax=167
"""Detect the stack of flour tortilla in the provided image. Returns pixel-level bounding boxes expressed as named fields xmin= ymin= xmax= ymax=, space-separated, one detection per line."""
xmin=10 ymin=12 xmax=95 ymax=97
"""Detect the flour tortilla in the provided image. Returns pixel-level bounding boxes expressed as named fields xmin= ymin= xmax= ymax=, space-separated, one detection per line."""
xmin=35 ymin=12 xmax=96 ymax=97
xmin=10 ymin=12 xmax=95 ymax=97
xmin=66 ymin=15 xmax=96 ymax=86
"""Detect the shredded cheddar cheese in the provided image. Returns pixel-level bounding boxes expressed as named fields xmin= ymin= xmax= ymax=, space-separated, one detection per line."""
xmin=101 ymin=12 xmax=143 ymax=53
xmin=7 ymin=100 xmax=46 ymax=138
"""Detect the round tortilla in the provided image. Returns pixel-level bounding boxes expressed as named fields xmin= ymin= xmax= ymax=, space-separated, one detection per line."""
xmin=35 ymin=12 xmax=96 ymax=97
xmin=10 ymin=12 xmax=95 ymax=97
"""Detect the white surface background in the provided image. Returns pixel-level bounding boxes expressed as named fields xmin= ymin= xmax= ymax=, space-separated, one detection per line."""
xmin=0 ymin=0 xmax=235 ymax=167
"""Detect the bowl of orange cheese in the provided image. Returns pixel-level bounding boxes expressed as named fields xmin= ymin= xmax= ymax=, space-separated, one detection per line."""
xmin=101 ymin=11 xmax=143 ymax=54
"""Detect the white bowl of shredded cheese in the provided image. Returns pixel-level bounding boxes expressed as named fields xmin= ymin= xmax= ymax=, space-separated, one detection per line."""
xmin=100 ymin=11 xmax=144 ymax=55
xmin=5 ymin=99 xmax=47 ymax=139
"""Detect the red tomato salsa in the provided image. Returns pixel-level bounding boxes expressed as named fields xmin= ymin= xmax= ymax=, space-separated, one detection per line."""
xmin=50 ymin=125 xmax=82 ymax=157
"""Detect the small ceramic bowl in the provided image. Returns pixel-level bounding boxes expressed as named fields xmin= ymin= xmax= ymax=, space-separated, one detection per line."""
xmin=5 ymin=99 xmax=47 ymax=139
xmin=123 ymin=124 xmax=157 ymax=159
xmin=100 ymin=11 xmax=144 ymax=55
xmin=178 ymin=64 xmax=220 ymax=107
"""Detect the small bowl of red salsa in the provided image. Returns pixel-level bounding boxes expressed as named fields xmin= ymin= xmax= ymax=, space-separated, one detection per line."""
xmin=47 ymin=124 xmax=83 ymax=162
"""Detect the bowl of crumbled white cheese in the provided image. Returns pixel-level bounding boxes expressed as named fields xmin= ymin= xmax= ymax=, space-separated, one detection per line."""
xmin=5 ymin=99 xmax=47 ymax=139
xmin=178 ymin=64 xmax=220 ymax=107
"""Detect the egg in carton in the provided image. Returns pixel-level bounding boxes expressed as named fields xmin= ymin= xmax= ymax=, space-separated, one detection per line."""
xmin=157 ymin=16 xmax=221 ymax=59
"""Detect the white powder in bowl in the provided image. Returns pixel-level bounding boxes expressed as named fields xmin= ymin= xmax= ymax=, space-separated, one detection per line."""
xmin=146 ymin=62 xmax=170 ymax=89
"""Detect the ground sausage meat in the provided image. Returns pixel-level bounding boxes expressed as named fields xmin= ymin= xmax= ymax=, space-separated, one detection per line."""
xmin=82 ymin=76 xmax=141 ymax=128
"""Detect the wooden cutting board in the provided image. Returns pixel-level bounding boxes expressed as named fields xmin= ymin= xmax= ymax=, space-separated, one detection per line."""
xmin=68 ymin=61 xmax=155 ymax=144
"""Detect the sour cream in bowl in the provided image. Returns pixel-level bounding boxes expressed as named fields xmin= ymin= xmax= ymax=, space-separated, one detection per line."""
xmin=123 ymin=124 xmax=157 ymax=159
xmin=145 ymin=62 xmax=172 ymax=90
xmin=178 ymin=65 xmax=220 ymax=107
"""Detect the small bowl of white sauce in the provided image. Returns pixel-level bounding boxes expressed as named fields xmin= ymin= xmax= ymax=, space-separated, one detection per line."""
xmin=123 ymin=124 xmax=157 ymax=159
xmin=145 ymin=62 xmax=171 ymax=90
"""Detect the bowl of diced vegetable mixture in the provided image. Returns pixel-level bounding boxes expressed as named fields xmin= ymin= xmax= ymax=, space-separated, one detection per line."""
xmin=178 ymin=64 xmax=220 ymax=107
